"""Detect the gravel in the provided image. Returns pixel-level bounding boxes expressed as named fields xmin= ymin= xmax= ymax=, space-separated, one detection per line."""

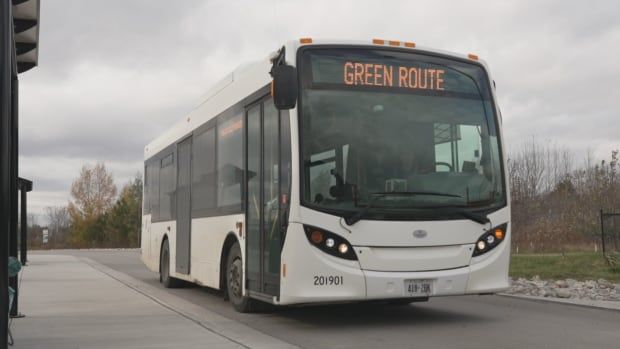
xmin=506 ymin=276 xmax=620 ymax=301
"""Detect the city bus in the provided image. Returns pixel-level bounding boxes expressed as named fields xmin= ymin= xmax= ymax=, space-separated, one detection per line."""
xmin=141 ymin=38 xmax=510 ymax=312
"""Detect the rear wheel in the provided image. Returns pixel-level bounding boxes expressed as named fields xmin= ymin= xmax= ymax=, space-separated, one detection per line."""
xmin=160 ymin=239 xmax=183 ymax=288
xmin=226 ymin=242 xmax=259 ymax=312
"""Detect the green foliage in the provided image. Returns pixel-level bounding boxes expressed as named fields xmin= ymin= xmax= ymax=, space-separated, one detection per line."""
xmin=104 ymin=175 xmax=143 ymax=247
xmin=510 ymin=253 xmax=620 ymax=282
xmin=64 ymin=164 xmax=142 ymax=248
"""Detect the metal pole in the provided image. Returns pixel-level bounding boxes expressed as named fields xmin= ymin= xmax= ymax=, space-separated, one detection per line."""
xmin=600 ymin=209 xmax=606 ymax=255
xmin=1 ymin=0 xmax=13 ymax=345
xmin=9 ymin=74 xmax=18 ymax=318
xmin=20 ymin=185 xmax=27 ymax=266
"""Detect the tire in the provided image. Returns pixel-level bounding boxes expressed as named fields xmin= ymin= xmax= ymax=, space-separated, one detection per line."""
xmin=160 ymin=239 xmax=183 ymax=288
xmin=226 ymin=242 xmax=258 ymax=312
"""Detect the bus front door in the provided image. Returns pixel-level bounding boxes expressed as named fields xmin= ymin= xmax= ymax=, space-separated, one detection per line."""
xmin=246 ymin=99 xmax=281 ymax=298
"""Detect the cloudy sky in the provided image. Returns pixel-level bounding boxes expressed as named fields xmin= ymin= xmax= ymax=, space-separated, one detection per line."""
xmin=19 ymin=0 xmax=620 ymax=221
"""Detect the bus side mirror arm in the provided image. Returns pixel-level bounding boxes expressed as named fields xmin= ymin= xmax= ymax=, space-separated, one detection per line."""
xmin=271 ymin=65 xmax=298 ymax=110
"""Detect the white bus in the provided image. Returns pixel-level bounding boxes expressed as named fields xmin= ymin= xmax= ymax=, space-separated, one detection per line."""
xmin=141 ymin=38 xmax=510 ymax=312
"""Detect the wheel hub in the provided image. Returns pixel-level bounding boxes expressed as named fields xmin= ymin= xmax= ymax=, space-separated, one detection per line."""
xmin=229 ymin=258 xmax=242 ymax=298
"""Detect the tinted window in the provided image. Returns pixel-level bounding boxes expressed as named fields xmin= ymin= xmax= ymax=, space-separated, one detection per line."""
xmin=159 ymin=153 xmax=175 ymax=221
xmin=149 ymin=160 xmax=160 ymax=220
xmin=143 ymin=164 xmax=150 ymax=214
xmin=192 ymin=127 xmax=216 ymax=215
xmin=217 ymin=113 xmax=244 ymax=208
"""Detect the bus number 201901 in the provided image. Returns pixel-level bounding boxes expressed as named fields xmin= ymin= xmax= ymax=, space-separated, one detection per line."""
xmin=313 ymin=275 xmax=343 ymax=286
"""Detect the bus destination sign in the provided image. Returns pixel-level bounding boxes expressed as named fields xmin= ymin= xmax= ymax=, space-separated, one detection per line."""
xmin=343 ymin=61 xmax=445 ymax=91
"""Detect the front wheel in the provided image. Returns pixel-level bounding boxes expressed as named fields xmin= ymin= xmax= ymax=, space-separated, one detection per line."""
xmin=226 ymin=242 xmax=259 ymax=312
xmin=160 ymin=239 xmax=183 ymax=288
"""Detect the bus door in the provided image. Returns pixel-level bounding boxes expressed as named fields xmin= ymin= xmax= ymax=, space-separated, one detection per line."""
xmin=176 ymin=136 xmax=192 ymax=274
xmin=246 ymin=98 xmax=286 ymax=297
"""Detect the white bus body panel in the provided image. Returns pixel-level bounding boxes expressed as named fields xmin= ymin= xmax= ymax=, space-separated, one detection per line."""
xmin=190 ymin=214 xmax=244 ymax=288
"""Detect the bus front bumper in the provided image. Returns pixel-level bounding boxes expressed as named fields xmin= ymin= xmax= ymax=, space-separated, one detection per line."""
xmin=278 ymin=223 xmax=510 ymax=305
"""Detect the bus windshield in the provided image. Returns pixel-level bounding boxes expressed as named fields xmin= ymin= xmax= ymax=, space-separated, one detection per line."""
xmin=298 ymin=48 xmax=505 ymax=219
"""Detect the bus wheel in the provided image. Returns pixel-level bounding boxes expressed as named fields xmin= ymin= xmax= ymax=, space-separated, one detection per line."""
xmin=160 ymin=239 xmax=183 ymax=288
xmin=226 ymin=242 xmax=256 ymax=313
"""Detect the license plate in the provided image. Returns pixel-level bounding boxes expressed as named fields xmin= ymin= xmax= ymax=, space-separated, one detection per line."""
xmin=404 ymin=279 xmax=432 ymax=296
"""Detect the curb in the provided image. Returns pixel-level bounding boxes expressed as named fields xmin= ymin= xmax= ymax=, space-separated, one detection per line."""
xmin=80 ymin=256 xmax=301 ymax=349
xmin=497 ymin=293 xmax=620 ymax=312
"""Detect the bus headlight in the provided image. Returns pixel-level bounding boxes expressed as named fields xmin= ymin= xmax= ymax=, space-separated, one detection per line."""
xmin=472 ymin=223 xmax=507 ymax=257
xmin=304 ymin=225 xmax=357 ymax=260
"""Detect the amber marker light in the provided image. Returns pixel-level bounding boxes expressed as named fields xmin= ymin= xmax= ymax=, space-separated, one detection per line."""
xmin=388 ymin=40 xmax=400 ymax=46
xmin=404 ymin=42 xmax=416 ymax=48
xmin=494 ymin=229 xmax=504 ymax=240
xmin=372 ymin=38 xmax=385 ymax=45
xmin=310 ymin=230 xmax=324 ymax=244
xmin=468 ymin=53 xmax=479 ymax=60
xmin=299 ymin=37 xmax=313 ymax=44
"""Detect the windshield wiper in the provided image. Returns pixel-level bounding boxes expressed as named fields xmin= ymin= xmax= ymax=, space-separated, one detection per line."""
xmin=344 ymin=194 xmax=381 ymax=226
xmin=370 ymin=191 xmax=463 ymax=198
xmin=344 ymin=191 xmax=464 ymax=226
xmin=443 ymin=208 xmax=490 ymax=224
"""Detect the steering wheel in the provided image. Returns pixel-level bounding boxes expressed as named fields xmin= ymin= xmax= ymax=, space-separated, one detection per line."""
xmin=435 ymin=162 xmax=453 ymax=171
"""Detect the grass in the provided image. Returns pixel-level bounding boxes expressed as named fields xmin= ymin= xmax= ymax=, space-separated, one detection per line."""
xmin=509 ymin=252 xmax=620 ymax=282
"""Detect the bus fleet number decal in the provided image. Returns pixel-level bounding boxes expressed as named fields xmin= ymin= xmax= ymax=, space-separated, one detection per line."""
xmin=313 ymin=275 xmax=344 ymax=286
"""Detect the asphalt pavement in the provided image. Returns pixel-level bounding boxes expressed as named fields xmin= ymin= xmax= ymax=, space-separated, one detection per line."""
xmin=29 ymin=249 xmax=620 ymax=349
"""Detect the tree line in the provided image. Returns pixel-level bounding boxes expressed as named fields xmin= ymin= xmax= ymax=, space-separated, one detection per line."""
xmin=28 ymin=163 xmax=142 ymax=249
xmin=509 ymin=139 xmax=620 ymax=253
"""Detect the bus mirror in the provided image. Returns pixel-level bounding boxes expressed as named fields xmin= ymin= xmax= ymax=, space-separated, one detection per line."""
xmin=272 ymin=65 xmax=298 ymax=110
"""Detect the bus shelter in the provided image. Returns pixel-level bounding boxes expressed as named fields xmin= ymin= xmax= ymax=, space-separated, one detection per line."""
xmin=1 ymin=0 xmax=40 ymax=346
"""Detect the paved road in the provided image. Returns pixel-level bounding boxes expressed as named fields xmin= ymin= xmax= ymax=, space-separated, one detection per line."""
xmin=34 ymin=249 xmax=620 ymax=348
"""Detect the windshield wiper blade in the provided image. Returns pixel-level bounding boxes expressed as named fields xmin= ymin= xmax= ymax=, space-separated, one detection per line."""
xmin=344 ymin=191 xmax=464 ymax=226
xmin=344 ymin=192 xmax=386 ymax=226
xmin=371 ymin=190 xmax=463 ymax=198
xmin=449 ymin=209 xmax=490 ymax=224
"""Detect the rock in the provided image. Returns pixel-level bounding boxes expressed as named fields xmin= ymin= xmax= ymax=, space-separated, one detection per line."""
xmin=556 ymin=289 xmax=571 ymax=298
xmin=598 ymin=279 xmax=613 ymax=289
xmin=555 ymin=280 xmax=568 ymax=288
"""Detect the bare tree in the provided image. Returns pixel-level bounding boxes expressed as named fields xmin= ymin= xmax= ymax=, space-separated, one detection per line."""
xmin=46 ymin=206 xmax=71 ymax=246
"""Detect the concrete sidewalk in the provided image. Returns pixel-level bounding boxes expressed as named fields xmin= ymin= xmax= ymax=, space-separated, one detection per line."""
xmin=9 ymin=255 xmax=268 ymax=349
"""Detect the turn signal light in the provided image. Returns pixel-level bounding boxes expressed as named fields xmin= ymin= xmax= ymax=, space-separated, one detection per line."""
xmin=494 ymin=229 xmax=504 ymax=240
xmin=310 ymin=230 xmax=324 ymax=244
xmin=300 ymin=37 xmax=313 ymax=44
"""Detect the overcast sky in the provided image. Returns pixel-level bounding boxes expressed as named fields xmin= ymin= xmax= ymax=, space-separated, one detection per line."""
xmin=19 ymin=0 xmax=620 ymax=222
